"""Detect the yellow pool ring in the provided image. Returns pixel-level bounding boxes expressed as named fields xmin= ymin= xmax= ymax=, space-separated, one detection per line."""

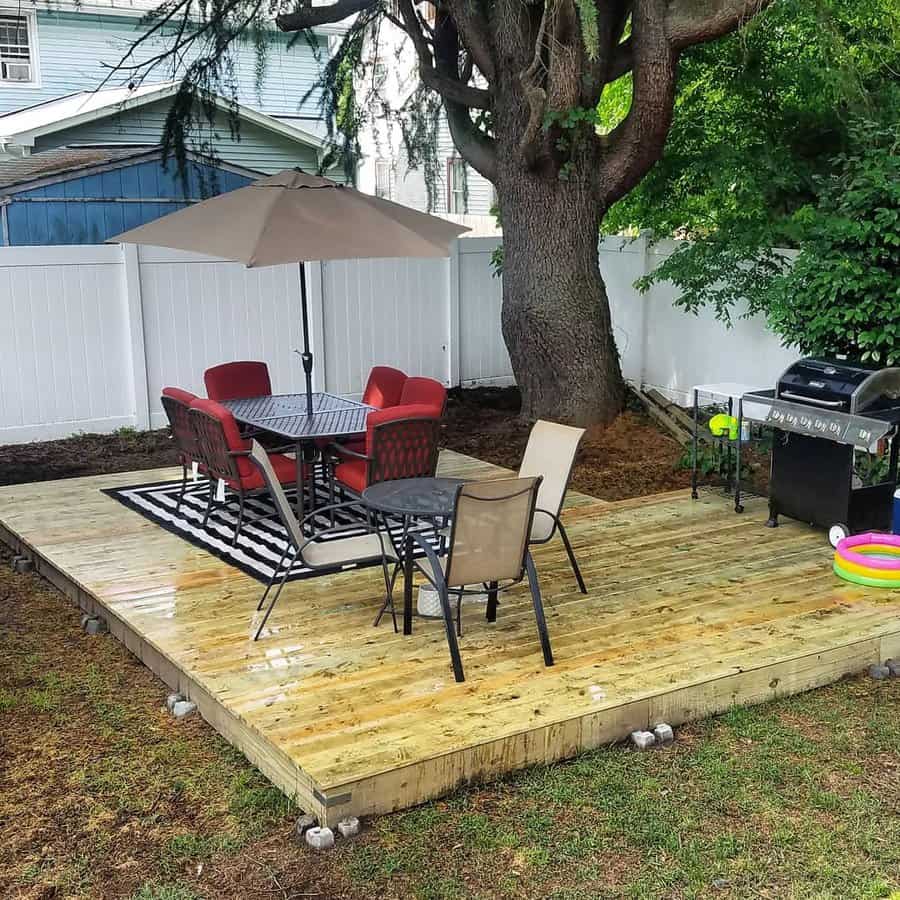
xmin=835 ymin=555 xmax=900 ymax=580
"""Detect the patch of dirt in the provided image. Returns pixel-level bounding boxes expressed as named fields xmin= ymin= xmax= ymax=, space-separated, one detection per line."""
xmin=0 ymin=429 xmax=178 ymax=486
xmin=0 ymin=387 xmax=735 ymax=502
xmin=442 ymin=386 xmax=734 ymax=500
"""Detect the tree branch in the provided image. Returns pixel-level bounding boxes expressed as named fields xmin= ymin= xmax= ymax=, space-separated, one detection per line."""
xmin=276 ymin=0 xmax=377 ymax=32
xmin=443 ymin=0 xmax=497 ymax=84
xmin=433 ymin=12 xmax=498 ymax=182
xmin=666 ymin=0 xmax=773 ymax=49
xmin=596 ymin=0 xmax=676 ymax=206
xmin=607 ymin=36 xmax=633 ymax=80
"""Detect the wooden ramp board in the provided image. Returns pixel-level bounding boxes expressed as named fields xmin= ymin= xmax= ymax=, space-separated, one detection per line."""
xmin=1 ymin=449 xmax=899 ymax=826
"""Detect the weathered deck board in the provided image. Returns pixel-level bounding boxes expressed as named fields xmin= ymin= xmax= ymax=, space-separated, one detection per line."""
xmin=1 ymin=449 xmax=898 ymax=825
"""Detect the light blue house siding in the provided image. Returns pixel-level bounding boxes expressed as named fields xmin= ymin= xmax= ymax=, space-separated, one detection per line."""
xmin=0 ymin=9 xmax=327 ymax=119
xmin=2 ymin=157 xmax=253 ymax=245
xmin=33 ymin=99 xmax=322 ymax=174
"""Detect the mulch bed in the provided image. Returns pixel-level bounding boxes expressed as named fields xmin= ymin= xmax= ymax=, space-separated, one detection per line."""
xmin=0 ymin=387 xmax=755 ymax=500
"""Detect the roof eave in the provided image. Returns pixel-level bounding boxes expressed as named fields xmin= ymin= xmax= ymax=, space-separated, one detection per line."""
xmin=3 ymin=84 xmax=328 ymax=155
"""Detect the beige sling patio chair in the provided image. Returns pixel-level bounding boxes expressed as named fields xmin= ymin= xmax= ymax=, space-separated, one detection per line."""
xmin=407 ymin=476 xmax=553 ymax=683
xmin=247 ymin=440 xmax=398 ymax=641
xmin=519 ymin=420 xmax=588 ymax=594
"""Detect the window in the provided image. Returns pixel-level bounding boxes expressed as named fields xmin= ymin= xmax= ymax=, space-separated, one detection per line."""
xmin=0 ymin=12 xmax=36 ymax=85
xmin=447 ymin=157 xmax=466 ymax=214
xmin=374 ymin=159 xmax=392 ymax=199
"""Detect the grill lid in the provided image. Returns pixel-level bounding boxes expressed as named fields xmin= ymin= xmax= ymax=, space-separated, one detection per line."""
xmin=776 ymin=358 xmax=900 ymax=413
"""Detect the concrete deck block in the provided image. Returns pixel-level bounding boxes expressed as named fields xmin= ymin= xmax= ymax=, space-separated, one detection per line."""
xmin=294 ymin=813 xmax=318 ymax=837
xmin=630 ymin=730 xmax=656 ymax=750
xmin=305 ymin=826 xmax=335 ymax=850
xmin=337 ymin=816 xmax=360 ymax=838
xmin=884 ymin=659 xmax=900 ymax=677
xmin=653 ymin=723 xmax=674 ymax=746
xmin=84 ymin=617 xmax=108 ymax=635
xmin=869 ymin=663 xmax=891 ymax=680
xmin=12 ymin=556 xmax=33 ymax=574
xmin=172 ymin=700 xmax=197 ymax=719
xmin=166 ymin=692 xmax=185 ymax=714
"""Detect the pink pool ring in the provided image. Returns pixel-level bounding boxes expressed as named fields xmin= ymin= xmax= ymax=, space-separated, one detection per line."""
xmin=836 ymin=533 xmax=900 ymax=571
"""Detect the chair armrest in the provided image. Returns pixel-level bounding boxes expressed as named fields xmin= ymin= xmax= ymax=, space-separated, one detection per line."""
xmin=408 ymin=531 xmax=448 ymax=590
xmin=328 ymin=442 xmax=370 ymax=463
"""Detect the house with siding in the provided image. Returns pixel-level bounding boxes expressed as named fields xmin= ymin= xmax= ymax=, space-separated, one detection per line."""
xmin=0 ymin=0 xmax=343 ymax=241
xmin=355 ymin=16 xmax=498 ymax=233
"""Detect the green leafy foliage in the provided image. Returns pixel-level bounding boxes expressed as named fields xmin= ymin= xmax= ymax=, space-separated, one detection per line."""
xmin=765 ymin=126 xmax=900 ymax=362
xmin=606 ymin=0 xmax=900 ymax=359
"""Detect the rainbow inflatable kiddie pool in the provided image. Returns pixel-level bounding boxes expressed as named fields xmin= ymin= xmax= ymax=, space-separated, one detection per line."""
xmin=833 ymin=533 xmax=900 ymax=588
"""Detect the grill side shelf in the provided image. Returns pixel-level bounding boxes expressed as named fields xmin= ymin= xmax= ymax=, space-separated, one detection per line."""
xmin=742 ymin=392 xmax=895 ymax=447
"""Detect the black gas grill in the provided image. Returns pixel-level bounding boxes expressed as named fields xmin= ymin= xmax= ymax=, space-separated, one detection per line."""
xmin=743 ymin=358 xmax=900 ymax=543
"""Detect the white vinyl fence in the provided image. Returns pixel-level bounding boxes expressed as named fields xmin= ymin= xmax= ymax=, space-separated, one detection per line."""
xmin=0 ymin=236 xmax=795 ymax=443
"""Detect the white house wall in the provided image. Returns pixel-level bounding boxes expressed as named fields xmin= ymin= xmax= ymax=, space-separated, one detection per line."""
xmin=0 ymin=10 xmax=328 ymax=118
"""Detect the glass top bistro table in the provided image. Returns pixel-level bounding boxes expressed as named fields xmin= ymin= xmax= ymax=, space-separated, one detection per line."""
xmin=223 ymin=392 xmax=373 ymax=523
xmin=363 ymin=477 xmax=464 ymax=635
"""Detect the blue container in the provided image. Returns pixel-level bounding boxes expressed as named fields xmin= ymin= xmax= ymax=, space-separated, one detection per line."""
xmin=893 ymin=488 xmax=900 ymax=534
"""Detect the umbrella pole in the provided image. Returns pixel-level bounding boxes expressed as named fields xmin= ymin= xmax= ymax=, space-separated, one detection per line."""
xmin=299 ymin=260 xmax=314 ymax=417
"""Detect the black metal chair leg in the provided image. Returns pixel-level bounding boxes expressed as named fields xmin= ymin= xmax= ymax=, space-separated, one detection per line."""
xmin=232 ymin=491 xmax=246 ymax=547
xmin=254 ymin=549 xmax=300 ymax=641
xmin=373 ymin=555 xmax=398 ymax=632
xmin=177 ymin=463 xmax=188 ymax=512
xmin=557 ymin=520 xmax=587 ymax=594
xmin=258 ymin=545 xmax=290 ymax=611
xmin=437 ymin=581 xmax=465 ymax=683
xmin=456 ymin=590 xmax=463 ymax=637
xmin=486 ymin=581 xmax=499 ymax=622
xmin=526 ymin=553 xmax=553 ymax=667
xmin=202 ymin=477 xmax=215 ymax=527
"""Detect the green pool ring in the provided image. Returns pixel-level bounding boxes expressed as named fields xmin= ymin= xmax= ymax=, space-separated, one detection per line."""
xmin=708 ymin=413 xmax=739 ymax=441
xmin=833 ymin=559 xmax=900 ymax=589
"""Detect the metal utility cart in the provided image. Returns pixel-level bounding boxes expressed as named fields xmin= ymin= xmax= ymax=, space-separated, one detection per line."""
xmin=690 ymin=382 xmax=763 ymax=514
xmin=742 ymin=358 xmax=900 ymax=546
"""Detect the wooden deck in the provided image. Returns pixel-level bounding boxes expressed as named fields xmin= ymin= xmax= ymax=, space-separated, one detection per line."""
xmin=2 ymin=450 xmax=899 ymax=826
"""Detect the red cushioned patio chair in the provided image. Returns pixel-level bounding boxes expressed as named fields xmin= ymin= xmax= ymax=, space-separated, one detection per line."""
xmin=363 ymin=365 xmax=407 ymax=409
xmin=188 ymin=398 xmax=301 ymax=546
xmin=398 ymin=376 xmax=447 ymax=415
xmin=204 ymin=361 xmax=272 ymax=402
xmin=161 ymin=387 xmax=202 ymax=511
xmin=331 ymin=404 xmax=442 ymax=497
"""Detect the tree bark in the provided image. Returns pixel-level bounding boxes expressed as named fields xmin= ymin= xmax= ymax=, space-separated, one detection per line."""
xmin=497 ymin=170 xmax=625 ymax=426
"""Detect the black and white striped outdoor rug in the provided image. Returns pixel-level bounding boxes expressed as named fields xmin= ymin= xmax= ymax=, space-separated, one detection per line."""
xmin=103 ymin=468 xmax=437 ymax=584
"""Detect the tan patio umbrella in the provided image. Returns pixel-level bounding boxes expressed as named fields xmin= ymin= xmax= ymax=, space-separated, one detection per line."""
xmin=112 ymin=168 xmax=468 ymax=414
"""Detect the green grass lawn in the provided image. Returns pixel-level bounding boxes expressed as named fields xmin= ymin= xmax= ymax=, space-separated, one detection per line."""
xmin=1 ymin=550 xmax=899 ymax=900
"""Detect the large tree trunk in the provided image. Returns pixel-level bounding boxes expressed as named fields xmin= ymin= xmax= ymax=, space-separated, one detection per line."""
xmin=497 ymin=171 xmax=625 ymax=426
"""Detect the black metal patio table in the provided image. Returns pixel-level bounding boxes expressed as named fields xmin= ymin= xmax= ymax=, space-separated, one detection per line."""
xmin=363 ymin=477 xmax=464 ymax=636
xmin=223 ymin=392 xmax=373 ymax=523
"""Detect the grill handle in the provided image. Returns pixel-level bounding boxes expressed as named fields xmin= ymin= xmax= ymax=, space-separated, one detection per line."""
xmin=779 ymin=390 xmax=846 ymax=408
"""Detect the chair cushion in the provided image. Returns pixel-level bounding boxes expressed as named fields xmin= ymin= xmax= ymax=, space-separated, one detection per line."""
xmin=363 ymin=366 xmax=407 ymax=409
xmin=334 ymin=459 xmax=367 ymax=494
xmin=204 ymin=361 xmax=272 ymax=402
xmin=162 ymin=386 xmax=197 ymax=405
xmin=227 ymin=451 xmax=300 ymax=492
xmin=399 ymin=377 xmax=446 ymax=415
